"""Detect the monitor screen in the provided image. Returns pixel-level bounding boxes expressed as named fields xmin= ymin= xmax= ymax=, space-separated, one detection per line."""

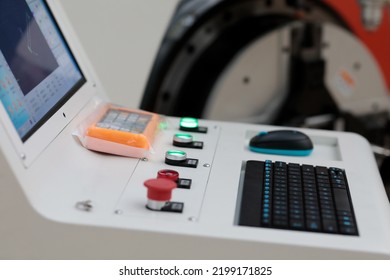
xmin=0 ymin=0 xmax=85 ymax=141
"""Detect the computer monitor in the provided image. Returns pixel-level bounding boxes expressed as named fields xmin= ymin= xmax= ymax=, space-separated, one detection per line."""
xmin=0 ymin=0 xmax=96 ymax=168
xmin=0 ymin=0 xmax=85 ymax=142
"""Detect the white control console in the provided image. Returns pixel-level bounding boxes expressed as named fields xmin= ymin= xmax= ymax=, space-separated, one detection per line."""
xmin=1 ymin=110 xmax=390 ymax=259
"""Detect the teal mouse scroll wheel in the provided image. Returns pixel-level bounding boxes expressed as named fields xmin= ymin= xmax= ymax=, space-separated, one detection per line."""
xmin=259 ymin=131 xmax=268 ymax=136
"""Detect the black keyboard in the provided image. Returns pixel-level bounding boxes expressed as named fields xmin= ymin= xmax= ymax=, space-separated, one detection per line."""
xmin=239 ymin=160 xmax=358 ymax=235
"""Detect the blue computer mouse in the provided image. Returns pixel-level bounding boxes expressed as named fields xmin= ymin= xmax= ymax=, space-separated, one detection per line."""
xmin=249 ymin=130 xmax=313 ymax=156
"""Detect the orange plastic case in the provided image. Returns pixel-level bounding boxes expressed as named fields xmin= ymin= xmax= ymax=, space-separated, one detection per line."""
xmin=76 ymin=103 xmax=162 ymax=158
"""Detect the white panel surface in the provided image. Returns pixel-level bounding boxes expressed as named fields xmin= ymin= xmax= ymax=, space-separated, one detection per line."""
xmin=58 ymin=0 xmax=179 ymax=108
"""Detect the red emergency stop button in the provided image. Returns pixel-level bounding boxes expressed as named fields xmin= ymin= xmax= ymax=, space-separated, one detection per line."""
xmin=144 ymin=178 xmax=184 ymax=213
xmin=144 ymin=178 xmax=177 ymax=202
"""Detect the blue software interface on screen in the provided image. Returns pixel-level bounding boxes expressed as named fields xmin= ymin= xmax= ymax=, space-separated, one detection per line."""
xmin=0 ymin=0 xmax=85 ymax=141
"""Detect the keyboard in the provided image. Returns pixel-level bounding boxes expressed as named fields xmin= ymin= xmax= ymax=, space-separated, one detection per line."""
xmin=239 ymin=160 xmax=358 ymax=235
xmin=97 ymin=109 xmax=152 ymax=133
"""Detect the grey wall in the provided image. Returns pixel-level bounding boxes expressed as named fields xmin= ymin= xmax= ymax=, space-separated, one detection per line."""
xmin=59 ymin=0 xmax=178 ymax=108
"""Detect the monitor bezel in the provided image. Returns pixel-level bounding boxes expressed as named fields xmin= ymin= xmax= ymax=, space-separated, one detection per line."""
xmin=0 ymin=0 xmax=98 ymax=167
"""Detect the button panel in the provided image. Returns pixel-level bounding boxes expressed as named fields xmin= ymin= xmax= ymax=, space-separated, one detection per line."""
xmin=115 ymin=118 xmax=220 ymax=222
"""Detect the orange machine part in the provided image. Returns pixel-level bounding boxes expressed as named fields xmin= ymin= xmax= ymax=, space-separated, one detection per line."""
xmin=325 ymin=0 xmax=390 ymax=92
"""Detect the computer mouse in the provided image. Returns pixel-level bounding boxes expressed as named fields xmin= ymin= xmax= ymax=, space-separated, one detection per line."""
xmin=249 ymin=130 xmax=313 ymax=156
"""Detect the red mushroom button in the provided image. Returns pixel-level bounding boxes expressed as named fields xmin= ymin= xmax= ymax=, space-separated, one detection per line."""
xmin=144 ymin=178 xmax=177 ymax=202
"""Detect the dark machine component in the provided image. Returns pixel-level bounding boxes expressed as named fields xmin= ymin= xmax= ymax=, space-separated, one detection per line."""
xmin=140 ymin=0 xmax=349 ymax=119
xmin=275 ymin=22 xmax=339 ymax=127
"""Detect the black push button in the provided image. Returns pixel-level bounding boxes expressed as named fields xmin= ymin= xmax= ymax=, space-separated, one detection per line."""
xmin=165 ymin=150 xmax=198 ymax=168
xmin=323 ymin=220 xmax=338 ymax=233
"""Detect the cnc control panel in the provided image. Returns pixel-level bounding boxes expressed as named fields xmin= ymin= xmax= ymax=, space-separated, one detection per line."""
xmin=7 ymin=114 xmax=390 ymax=258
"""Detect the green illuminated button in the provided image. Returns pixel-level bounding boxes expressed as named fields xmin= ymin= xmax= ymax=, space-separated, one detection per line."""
xmin=173 ymin=133 xmax=193 ymax=144
xmin=165 ymin=150 xmax=187 ymax=162
xmin=165 ymin=149 xmax=198 ymax=168
xmin=179 ymin=117 xmax=207 ymax=133
xmin=172 ymin=133 xmax=203 ymax=149
xmin=180 ymin=117 xmax=198 ymax=129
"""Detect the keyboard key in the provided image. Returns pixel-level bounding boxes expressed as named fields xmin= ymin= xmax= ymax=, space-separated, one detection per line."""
xmin=340 ymin=226 xmax=358 ymax=235
xmin=290 ymin=220 xmax=305 ymax=230
xmin=306 ymin=220 xmax=321 ymax=231
xmin=306 ymin=214 xmax=320 ymax=220
xmin=315 ymin=166 xmax=328 ymax=173
xmin=273 ymin=219 xmax=288 ymax=228
xmin=302 ymin=165 xmax=314 ymax=172
xmin=333 ymin=189 xmax=352 ymax=212
xmin=322 ymin=213 xmax=336 ymax=220
xmin=323 ymin=220 xmax=338 ymax=233
xmin=290 ymin=214 xmax=304 ymax=220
